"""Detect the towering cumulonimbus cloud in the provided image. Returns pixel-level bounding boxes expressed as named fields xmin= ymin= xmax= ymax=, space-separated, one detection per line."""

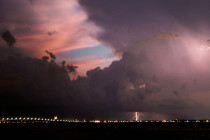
xmin=78 ymin=36 xmax=210 ymax=120
xmin=71 ymin=0 xmax=210 ymax=119
xmin=79 ymin=0 xmax=210 ymax=53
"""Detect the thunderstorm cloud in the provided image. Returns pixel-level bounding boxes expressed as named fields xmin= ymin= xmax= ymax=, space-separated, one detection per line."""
xmin=1 ymin=0 xmax=210 ymax=120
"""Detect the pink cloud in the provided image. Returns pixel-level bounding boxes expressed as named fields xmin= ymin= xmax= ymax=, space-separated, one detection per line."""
xmin=0 ymin=0 xmax=118 ymax=76
xmin=1 ymin=0 xmax=102 ymax=57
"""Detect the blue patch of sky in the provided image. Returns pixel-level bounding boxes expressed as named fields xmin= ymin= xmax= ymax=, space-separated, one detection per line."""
xmin=57 ymin=44 xmax=114 ymax=62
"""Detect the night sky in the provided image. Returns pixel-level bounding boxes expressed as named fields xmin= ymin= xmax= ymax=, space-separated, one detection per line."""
xmin=1 ymin=0 xmax=210 ymax=120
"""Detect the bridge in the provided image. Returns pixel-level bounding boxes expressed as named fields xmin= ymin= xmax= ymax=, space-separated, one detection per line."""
xmin=0 ymin=117 xmax=71 ymax=124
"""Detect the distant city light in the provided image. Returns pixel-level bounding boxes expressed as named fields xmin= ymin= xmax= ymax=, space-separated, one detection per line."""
xmin=1 ymin=116 xmax=210 ymax=124
xmin=54 ymin=116 xmax=58 ymax=120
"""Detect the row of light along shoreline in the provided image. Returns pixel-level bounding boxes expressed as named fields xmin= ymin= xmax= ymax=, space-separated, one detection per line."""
xmin=1 ymin=116 xmax=210 ymax=124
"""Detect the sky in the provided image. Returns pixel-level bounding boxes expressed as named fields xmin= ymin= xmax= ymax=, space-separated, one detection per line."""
xmin=0 ymin=0 xmax=118 ymax=76
xmin=1 ymin=0 xmax=210 ymax=120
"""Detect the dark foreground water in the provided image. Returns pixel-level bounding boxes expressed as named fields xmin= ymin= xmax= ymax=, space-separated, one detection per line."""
xmin=1 ymin=122 xmax=210 ymax=140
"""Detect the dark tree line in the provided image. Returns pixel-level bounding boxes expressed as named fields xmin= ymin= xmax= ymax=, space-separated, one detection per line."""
xmin=1 ymin=30 xmax=78 ymax=78
xmin=42 ymin=50 xmax=78 ymax=78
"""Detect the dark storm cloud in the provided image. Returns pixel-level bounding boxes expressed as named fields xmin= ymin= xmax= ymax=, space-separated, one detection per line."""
xmin=64 ymin=0 xmax=210 ymax=119
xmin=79 ymin=0 xmax=210 ymax=53
xmin=75 ymin=37 xmax=210 ymax=120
